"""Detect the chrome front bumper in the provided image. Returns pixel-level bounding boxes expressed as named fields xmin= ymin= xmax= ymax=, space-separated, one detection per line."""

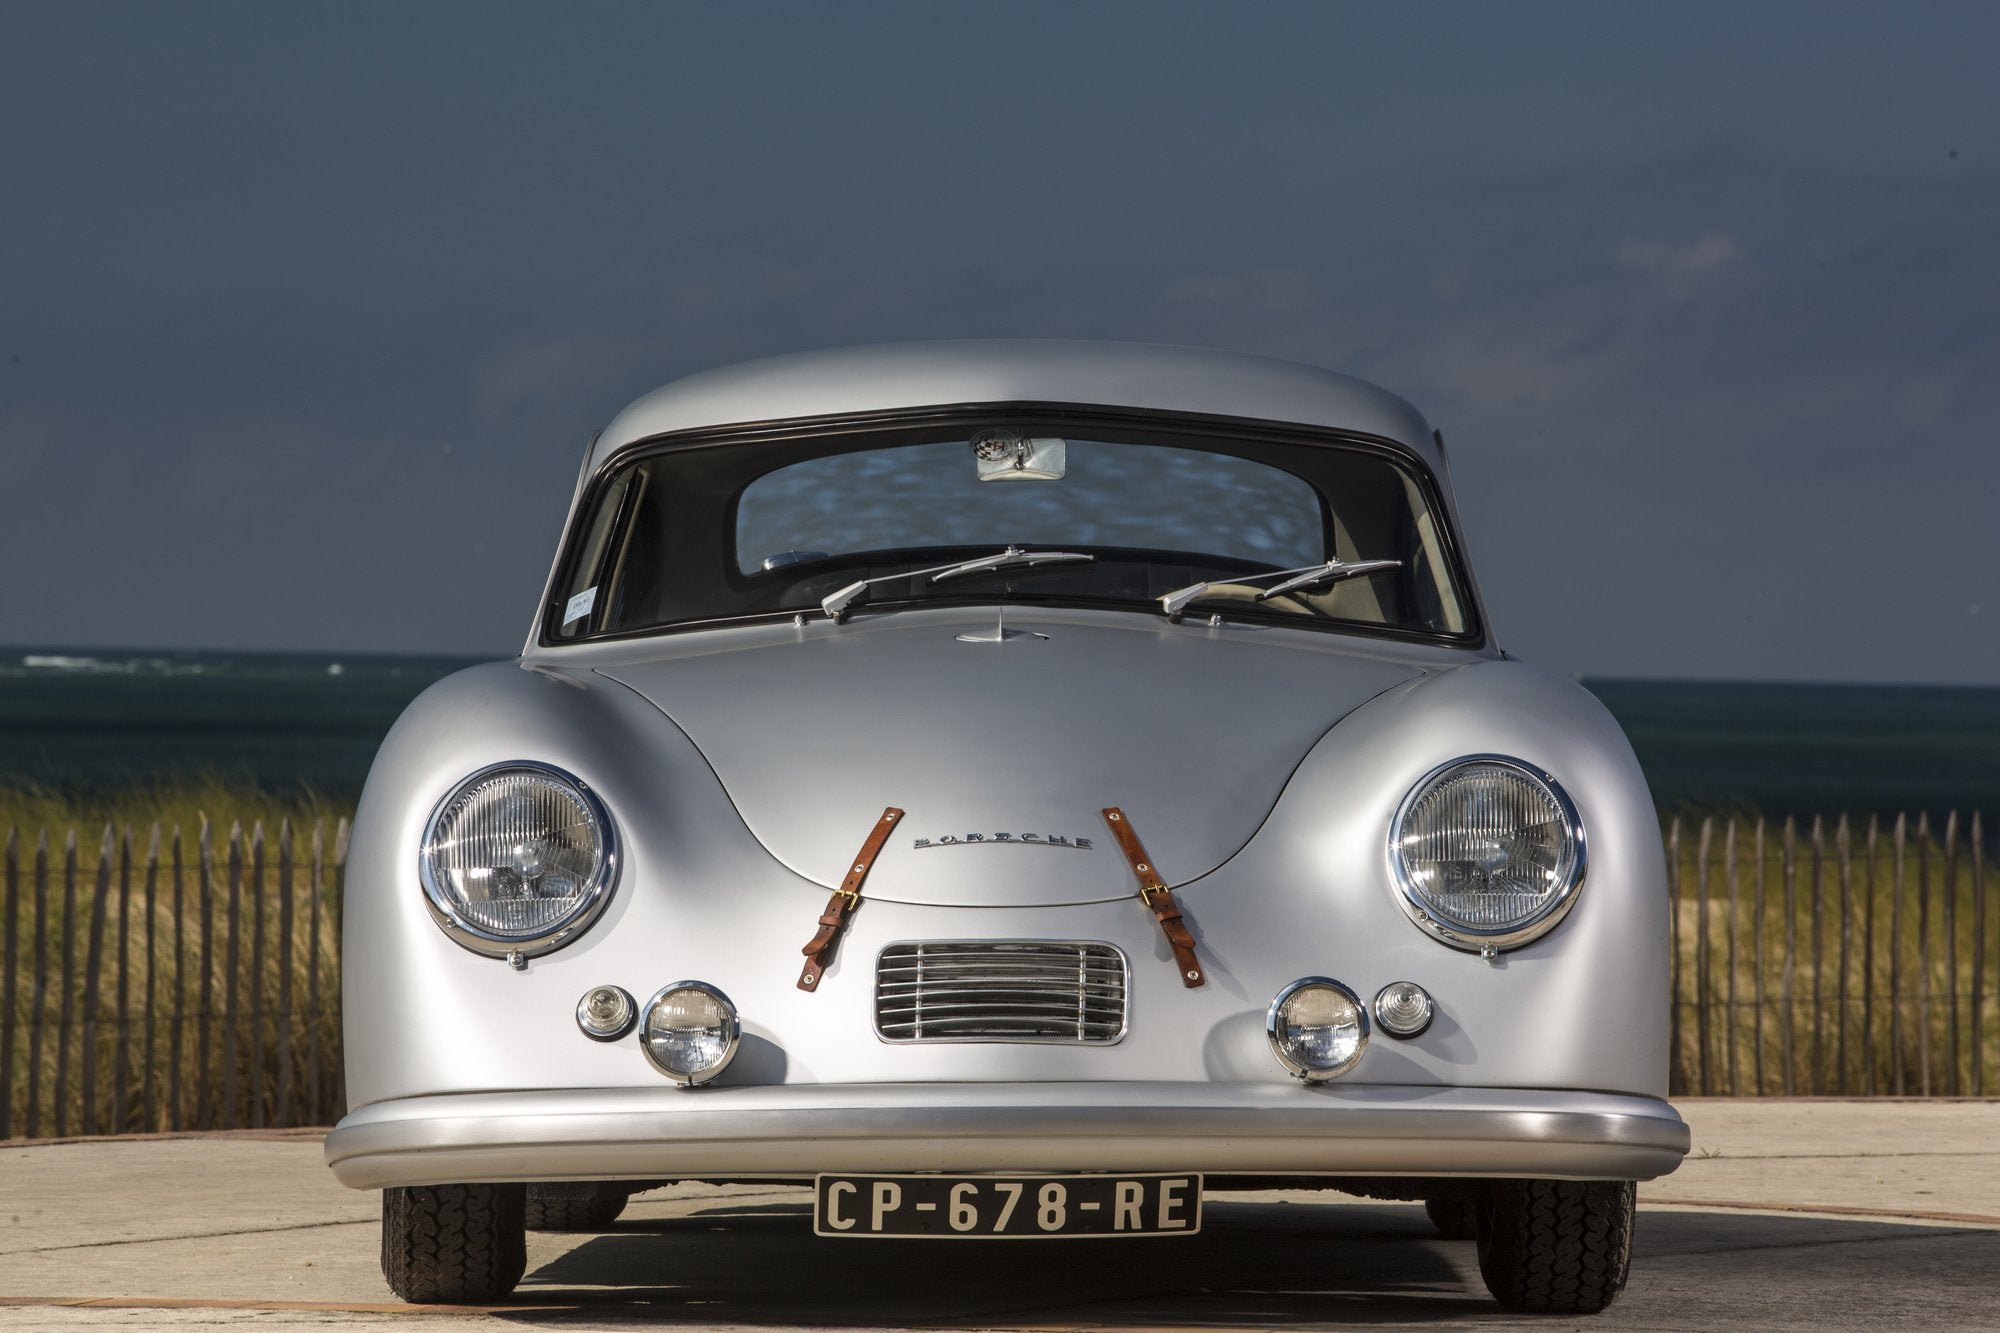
xmin=325 ymin=1082 xmax=1688 ymax=1189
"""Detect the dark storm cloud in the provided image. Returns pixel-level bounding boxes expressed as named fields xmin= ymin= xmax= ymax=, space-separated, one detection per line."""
xmin=1 ymin=2 xmax=1996 ymax=680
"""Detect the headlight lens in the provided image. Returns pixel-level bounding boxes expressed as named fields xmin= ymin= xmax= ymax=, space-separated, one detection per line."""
xmin=642 ymin=983 xmax=741 ymax=1086
xmin=1389 ymin=756 xmax=1584 ymax=951
xmin=419 ymin=762 xmax=616 ymax=957
xmin=1267 ymin=977 xmax=1368 ymax=1080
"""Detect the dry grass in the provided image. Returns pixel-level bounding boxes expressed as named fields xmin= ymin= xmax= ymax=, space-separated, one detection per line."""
xmin=2 ymin=783 xmax=351 ymax=1138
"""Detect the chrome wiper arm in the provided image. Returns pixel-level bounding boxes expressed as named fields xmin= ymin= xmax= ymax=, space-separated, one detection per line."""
xmin=926 ymin=545 xmax=1095 ymax=584
xmin=1158 ymin=557 xmax=1402 ymax=622
xmin=820 ymin=546 xmax=1095 ymax=622
xmin=1254 ymin=557 xmax=1402 ymax=601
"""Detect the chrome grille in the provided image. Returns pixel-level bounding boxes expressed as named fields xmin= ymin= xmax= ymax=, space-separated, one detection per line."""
xmin=875 ymin=941 xmax=1128 ymax=1044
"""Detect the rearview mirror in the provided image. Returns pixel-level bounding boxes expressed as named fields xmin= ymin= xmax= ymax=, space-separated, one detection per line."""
xmin=970 ymin=431 xmax=1066 ymax=481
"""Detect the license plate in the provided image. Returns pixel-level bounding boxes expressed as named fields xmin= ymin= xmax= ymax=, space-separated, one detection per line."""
xmin=813 ymin=1172 xmax=1202 ymax=1238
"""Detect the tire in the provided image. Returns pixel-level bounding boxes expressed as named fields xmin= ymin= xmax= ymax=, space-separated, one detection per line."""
xmin=381 ymin=1183 xmax=527 ymax=1304
xmin=1423 ymin=1190 xmax=1478 ymax=1240
xmin=524 ymin=1183 xmax=629 ymax=1232
xmin=1475 ymin=1178 xmax=1634 ymax=1315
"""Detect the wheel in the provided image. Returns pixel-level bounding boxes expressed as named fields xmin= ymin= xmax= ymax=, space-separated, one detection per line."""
xmin=1423 ymin=1190 xmax=1477 ymax=1239
xmin=525 ymin=1183 xmax=629 ymax=1231
xmin=1475 ymin=1179 xmax=1634 ymax=1315
xmin=381 ymin=1183 xmax=527 ymax=1304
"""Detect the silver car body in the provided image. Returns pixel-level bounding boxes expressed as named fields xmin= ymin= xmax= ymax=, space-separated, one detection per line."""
xmin=326 ymin=341 xmax=1687 ymax=1192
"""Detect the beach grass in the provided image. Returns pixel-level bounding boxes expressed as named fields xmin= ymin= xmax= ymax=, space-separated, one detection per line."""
xmin=2 ymin=780 xmax=350 ymax=1138
xmin=2 ymin=788 xmax=1996 ymax=1139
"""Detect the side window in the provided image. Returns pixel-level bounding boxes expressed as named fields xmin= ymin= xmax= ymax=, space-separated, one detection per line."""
xmin=552 ymin=466 xmax=640 ymax=639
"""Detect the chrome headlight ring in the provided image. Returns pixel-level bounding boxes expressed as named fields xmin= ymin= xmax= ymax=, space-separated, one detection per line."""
xmin=418 ymin=760 xmax=618 ymax=961
xmin=1387 ymin=754 xmax=1586 ymax=953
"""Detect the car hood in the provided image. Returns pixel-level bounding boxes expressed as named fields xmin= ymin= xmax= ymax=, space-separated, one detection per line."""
xmin=596 ymin=609 xmax=1427 ymax=906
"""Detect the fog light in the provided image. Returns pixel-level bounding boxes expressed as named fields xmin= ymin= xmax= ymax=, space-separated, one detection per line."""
xmin=1372 ymin=981 xmax=1435 ymax=1038
xmin=641 ymin=982 xmax=740 ymax=1086
xmin=575 ymin=984 xmax=635 ymax=1041
xmin=1267 ymin=977 xmax=1368 ymax=1081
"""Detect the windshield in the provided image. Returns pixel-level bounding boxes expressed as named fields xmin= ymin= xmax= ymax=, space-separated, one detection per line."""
xmin=547 ymin=414 xmax=1474 ymax=643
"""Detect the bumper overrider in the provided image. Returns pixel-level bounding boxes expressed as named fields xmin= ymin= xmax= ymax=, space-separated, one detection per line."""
xmin=325 ymin=1082 xmax=1688 ymax=1190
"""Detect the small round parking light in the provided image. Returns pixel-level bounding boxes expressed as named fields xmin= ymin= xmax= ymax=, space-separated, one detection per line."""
xmin=575 ymin=985 xmax=636 ymax=1041
xmin=1372 ymin=981 xmax=1435 ymax=1039
xmin=1267 ymin=977 xmax=1368 ymax=1082
xmin=641 ymin=982 xmax=741 ymax=1086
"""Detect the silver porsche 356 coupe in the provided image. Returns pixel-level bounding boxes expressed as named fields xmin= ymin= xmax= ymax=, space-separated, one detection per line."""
xmin=326 ymin=341 xmax=1687 ymax=1314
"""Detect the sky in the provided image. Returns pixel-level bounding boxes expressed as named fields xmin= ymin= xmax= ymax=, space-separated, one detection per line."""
xmin=2 ymin=2 xmax=1996 ymax=684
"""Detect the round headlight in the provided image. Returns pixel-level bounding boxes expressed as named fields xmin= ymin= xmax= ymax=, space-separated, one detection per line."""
xmin=1389 ymin=756 xmax=1584 ymax=952
xmin=419 ymin=762 xmax=616 ymax=958
xmin=641 ymin=982 xmax=741 ymax=1086
xmin=1267 ymin=977 xmax=1368 ymax=1081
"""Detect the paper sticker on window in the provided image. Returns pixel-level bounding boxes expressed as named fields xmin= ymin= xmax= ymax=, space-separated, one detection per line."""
xmin=563 ymin=587 xmax=598 ymax=626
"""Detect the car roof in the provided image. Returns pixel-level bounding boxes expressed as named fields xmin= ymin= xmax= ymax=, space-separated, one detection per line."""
xmin=590 ymin=340 xmax=1439 ymax=471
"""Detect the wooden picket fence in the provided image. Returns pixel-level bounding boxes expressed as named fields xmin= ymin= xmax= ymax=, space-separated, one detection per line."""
xmin=0 ymin=818 xmax=347 ymax=1140
xmin=2 ymin=807 xmax=1994 ymax=1140
xmin=1666 ymin=812 xmax=1993 ymax=1097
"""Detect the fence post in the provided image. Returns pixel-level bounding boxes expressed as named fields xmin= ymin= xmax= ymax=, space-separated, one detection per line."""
xmin=333 ymin=817 xmax=350 ymax=1120
xmin=1974 ymin=812 xmax=1987 ymax=1097
xmin=1781 ymin=817 xmax=1797 ymax=1096
xmin=223 ymin=821 xmax=242 ymax=1130
xmin=1725 ymin=819 xmax=1740 ymax=1096
xmin=277 ymin=819 xmax=295 ymax=1128
xmin=196 ymin=817 xmax=214 ymax=1131
xmin=142 ymin=825 xmax=159 ymax=1132
xmin=1836 ymin=815 xmax=1853 ymax=1094
xmin=28 ymin=831 xmax=48 ymax=1139
xmin=1917 ymin=813 xmax=1932 ymax=1097
xmin=1891 ymin=814 xmax=1906 ymax=1095
xmin=1810 ymin=816 xmax=1826 ymax=1093
xmin=169 ymin=824 xmax=186 ymax=1133
xmin=1694 ymin=818 xmax=1712 ymax=1094
xmin=81 ymin=826 xmax=113 ymax=1136
xmin=1667 ymin=818 xmax=1681 ymax=1093
xmin=115 ymin=825 xmax=133 ymax=1131
xmin=307 ymin=820 xmax=323 ymax=1124
xmin=2 ymin=829 xmax=17 ymax=1142
xmin=1752 ymin=817 xmax=1767 ymax=1095
xmin=55 ymin=830 xmax=80 ymax=1138
xmin=1862 ymin=815 xmax=1878 ymax=1095
xmin=249 ymin=821 xmax=266 ymax=1130
xmin=1944 ymin=813 xmax=1961 ymax=1097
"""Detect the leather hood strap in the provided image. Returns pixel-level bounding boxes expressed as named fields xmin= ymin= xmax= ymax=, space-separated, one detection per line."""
xmin=798 ymin=807 xmax=904 ymax=992
xmin=1101 ymin=807 xmax=1206 ymax=988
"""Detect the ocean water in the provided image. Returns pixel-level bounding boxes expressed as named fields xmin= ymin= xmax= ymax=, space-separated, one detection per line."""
xmin=2 ymin=647 xmax=1995 ymax=816
xmin=0 ymin=648 xmax=482 ymax=798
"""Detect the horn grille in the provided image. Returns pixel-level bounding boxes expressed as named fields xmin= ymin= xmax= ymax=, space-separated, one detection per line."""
xmin=875 ymin=941 xmax=1127 ymax=1044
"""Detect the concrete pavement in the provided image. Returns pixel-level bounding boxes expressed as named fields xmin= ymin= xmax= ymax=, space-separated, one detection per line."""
xmin=0 ymin=1099 xmax=1994 ymax=1329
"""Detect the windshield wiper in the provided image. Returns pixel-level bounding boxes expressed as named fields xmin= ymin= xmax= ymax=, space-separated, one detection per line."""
xmin=820 ymin=545 xmax=1096 ymax=622
xmin=1158 ymin=557 xmax=1402 ymax=622
xmin=925 ymin=545 xmax=1095 ymax=584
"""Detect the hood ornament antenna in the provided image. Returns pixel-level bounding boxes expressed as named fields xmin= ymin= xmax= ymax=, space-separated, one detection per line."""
xmin=956 ymin=604 xmax=1048 ymax=643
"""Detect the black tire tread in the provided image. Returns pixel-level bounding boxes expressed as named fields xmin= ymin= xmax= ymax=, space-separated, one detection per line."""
xmin=381 ymin=1183 xmax=527 ymax=1304
xmin=524 ymin=1183 xmax=629 ymax=1232
xmin=1476 ymin=1178 xmax=1633 ymax=1315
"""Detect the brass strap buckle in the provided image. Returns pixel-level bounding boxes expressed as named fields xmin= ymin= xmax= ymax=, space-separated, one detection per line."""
xmin=798 ymin=806 xmax=904 ymax=993
xmin=1101 ymin=805 xmax=1205 ymax=989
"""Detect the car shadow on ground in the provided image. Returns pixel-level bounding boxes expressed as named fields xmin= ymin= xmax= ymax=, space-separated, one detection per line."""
xmin=487 ymin=1197 xmax=2000 ymax=1329
xmin=503 ymin=1197 xmax=1503 ymax=1326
